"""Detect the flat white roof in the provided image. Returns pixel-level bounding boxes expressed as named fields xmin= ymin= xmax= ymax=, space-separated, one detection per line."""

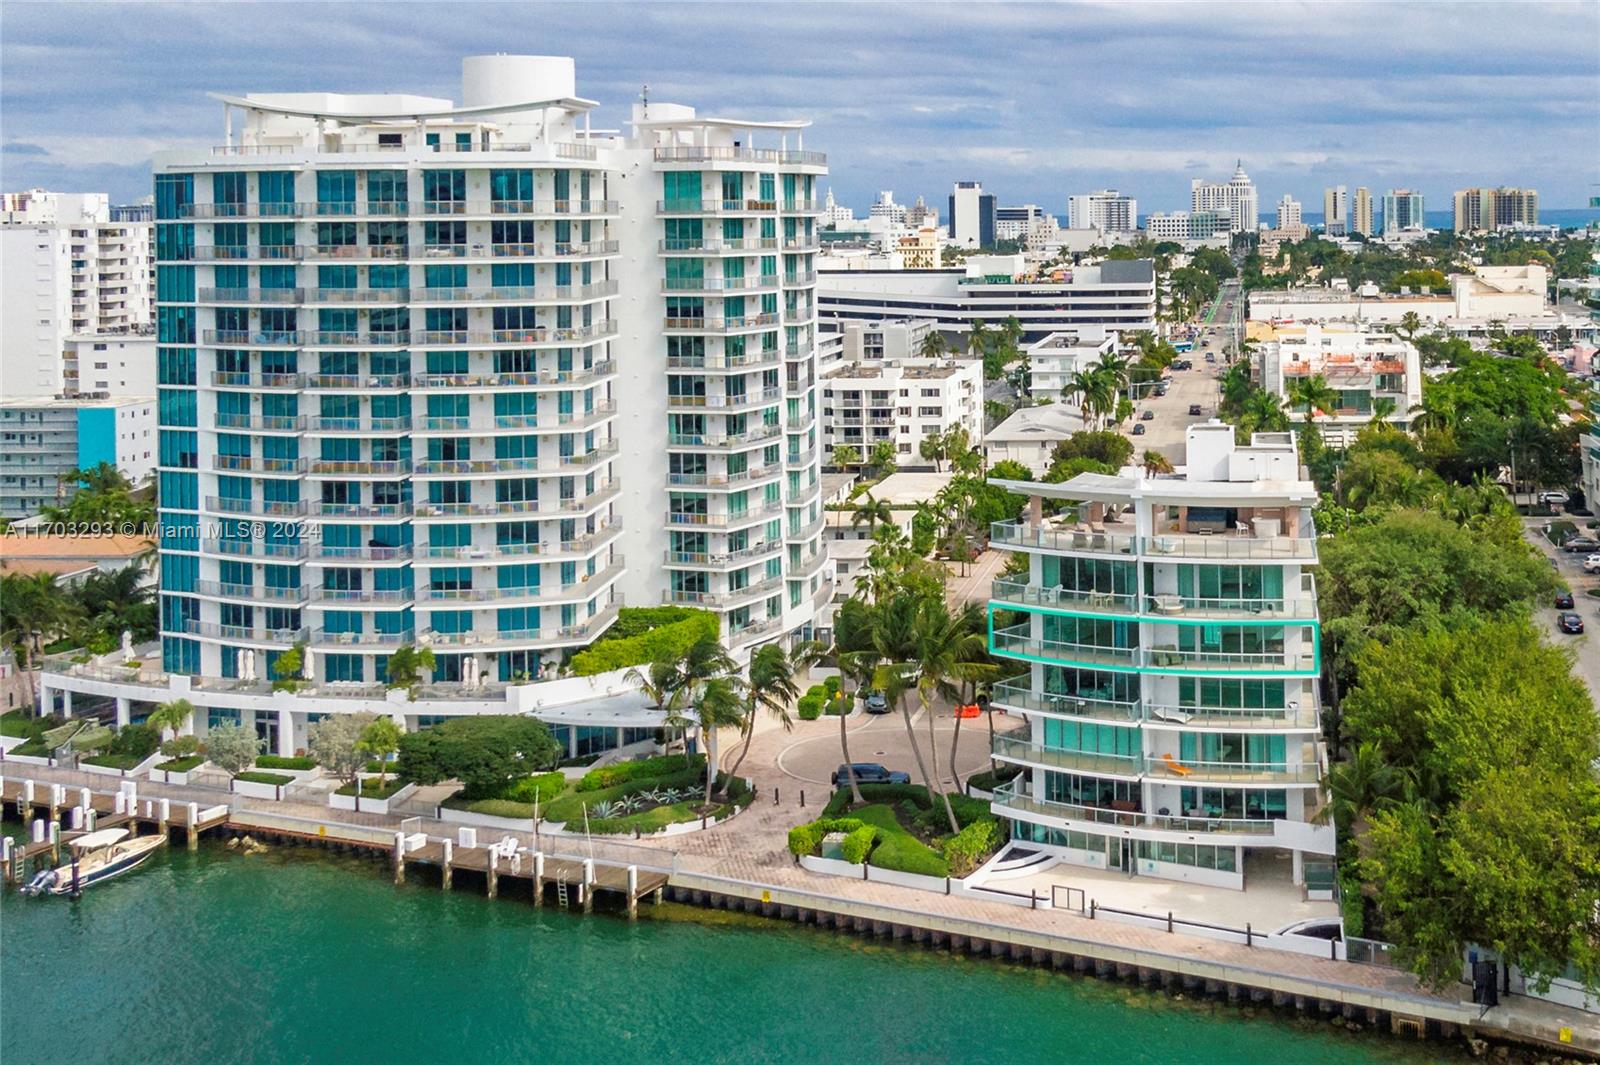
xmin=531 ymin=691 xmax=667 ymax=729
xmin=991 ymin=471 xmax=1318 ymax=506
xmin=212 ymin=91 xmax=599 ymax=122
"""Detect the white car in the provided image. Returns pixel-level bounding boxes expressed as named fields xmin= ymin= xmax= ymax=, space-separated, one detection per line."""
xmin=1538 ymin=491 xmax=1569 ymax=506
xmin=1584 ymin=554 xmax=1600 ymax=574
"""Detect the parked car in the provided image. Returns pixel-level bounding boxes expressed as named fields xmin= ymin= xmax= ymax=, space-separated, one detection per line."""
xmin=861 ymin=690 xmax=889 ymax=714
xmin=1557 ymin=613 xmax=1585 ymax=635
xmin=1555 ymin=590 xmax=1576 ymax=609
xmin=1188 ymin=404 xmax=1204 ymax=416
xmin=1538 ymin=491 xmax=1570 ymax=506
xmin=1274 ymin=918 xmax=1343 ymax=941
xmin=1583 ymin=554 xmax=1600 ymax=574
xmin=1205 ymin=353 xmax=1217 ymax=363
xmin=831 ymin=763 xmax=910 ymax=787
xmin=1140 ymin=410 xmax=1155 ymax=421
xmin=1563 ymin=536 xmax=1600 ymax=553
xmin=1132 ymin=423 xmax=1146 ymax=435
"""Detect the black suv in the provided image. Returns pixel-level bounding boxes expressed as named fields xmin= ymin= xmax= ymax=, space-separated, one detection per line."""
xmin=831 ymin=763 xmax=911 ymax=787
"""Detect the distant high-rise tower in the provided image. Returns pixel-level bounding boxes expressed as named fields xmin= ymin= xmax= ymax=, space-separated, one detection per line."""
xmin=1067 ymin=189 xmax=1137 ymax=234
xmin=1351 ymin=187 xmax=1374 ymax=237
xmin=1453 ymin=187 xmax=1538 ymax=233
xmin=1321 ymin=186 xmax=1348 ymax=236
xmin=948 ymin=181 xmax=996 ymax=248
xmin=1382 ymin=189 xmax=1425 ymax=235
xmin=1190 ymin=162 xmax=1258 ymax=233
xmin=1275 ymin=195 xmax=1302 ymax=231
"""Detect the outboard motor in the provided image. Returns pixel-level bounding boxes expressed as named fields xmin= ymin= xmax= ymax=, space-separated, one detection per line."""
xmin=20 ymin=868 xmax=58 ymax=897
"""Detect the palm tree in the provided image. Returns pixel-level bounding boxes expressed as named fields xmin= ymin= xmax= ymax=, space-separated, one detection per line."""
xmin=1141 ymin=450 xmax=1175 ymax=476
xmin=1320 ymin=743 xmax=1405 ymax=834
xmin=725 ymin=642 xmax=810 ymax=782
xmin=867 ymin=596 xmax=940 ymax=815
xmin=833 ymin=647 xmax=880 ymax=804
xmin=1286 ymin=372 xmax=1339 ymax=433
xmin=1407 ymin=391 xmax=1456 ymax=433
xmin=1367 ymin=396 xmax=1398 ymax=430
xmin=1218 ymin=361 xmax=1255 ymax=416
xmin=688 ymin=676 xmax=748 ymax=805
xmin=357 ymin=716 xmax=403 ymax=785
xmin=918 ymin=433 xmax=948 ymax=472
xmin=966 ymin=318 xmax=989 ymax=360
xmin=917 ymin=330 xmax=949 ymax=359
xmin=1237 ymin=390 xmax=1289 ymax=438
xmin=0 ymin=572 xmax=82 ymax=666
xmin=908 ymin=599 xmax=993 ymax=833
xmin=1395 ymin=311 xmax=1422 ymax=342
xmin=850 ymin=491 xmax=892 ymax=531
xmin=146 ymin=698 xmax=194 ymax=742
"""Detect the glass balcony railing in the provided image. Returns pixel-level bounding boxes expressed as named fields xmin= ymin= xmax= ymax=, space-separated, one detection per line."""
xmin=990 ymin=578 xmax=1138 ymax=614
xmin=989 ymin=521 xmax=1136 ymax=556
xmin=988 ymin=680 xmax=1141 ymax=722
xmin=992 ymin=736 xmax=1143 ymax=777
xmin=991 ymin=624 xmax=1139 ymax=668
xmin=991 ymin=783 xmax=1281 ymax=836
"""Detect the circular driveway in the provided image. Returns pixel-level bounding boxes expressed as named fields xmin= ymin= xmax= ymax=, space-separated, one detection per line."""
xmin=772 ymin=707 xmax=1022 ymax=787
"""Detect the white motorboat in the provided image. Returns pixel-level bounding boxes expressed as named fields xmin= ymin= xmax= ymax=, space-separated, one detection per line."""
xmin=18 ymin=828 xmax=165 ymax=897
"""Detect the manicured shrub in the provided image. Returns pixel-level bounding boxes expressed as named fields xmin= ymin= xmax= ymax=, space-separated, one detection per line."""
xmin=964 ymin=765 xmax=1021 ymax=794
xmin=796 ymin=692 xmax=824 ymax=720
xmin=450 ymin=798 xmax=538 ymax=820
xmin=160 ymin=734 xmax=201 ymax=759
xmin=156 ymin=755 xmax=204 ymax=773
xmin=256 ymin=754 xmax=316 ymax=770
xmin=569 ymin=608 xmax=719 ymax=676
xmin=335 ymin=776 xmax=409 ymax=799
xmin=825 ymin=695 xmax=851 ymax=716
xmin=787 ymin=816 xmax=871 ymax=858
xmin=839 ymin=823 xmax=878 ymax=864
xmin=942 ymin=818 xmax=1003 ymax=876
xmin=576 ymin=753 xmax=703 ymax=792
xmin=396 ymin=715 xmax=561 ymax=799
xmin=502 ymin=771 xmax=568 ymax=804
xmin=823 ymin=676 xmax=841 ymax=696
xmin=109 ymin=722 xmax=160 ymax=760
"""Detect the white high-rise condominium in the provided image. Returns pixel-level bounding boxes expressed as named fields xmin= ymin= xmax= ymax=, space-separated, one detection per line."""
xmin=2 ymin=190 xmax=153 ymax=397
xmin=1383 ymin=189 xmax=1425 ymax=235
xmin=948 ymin=181 xmax=996 ymax=247
xmin=1275 ymin=195 xmax=1302 ymax=231
xmin=37 ymin=55 xmax=831 ymax=753
xmin=1190 ymin=162 xmax=1258 ymax=233
xmin=1321 ymin=186 xmax=1347 ymax=236
xmin=1067 ymin=190 xmax=1137 ymax=234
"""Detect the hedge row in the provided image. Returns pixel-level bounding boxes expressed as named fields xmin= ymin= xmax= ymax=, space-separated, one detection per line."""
xmin=941 ymin=818 xmax=1003 ymax=876
xmin=256 ymin=755 xmax=316 ymax=770
xmin=569 ymin=608 xmax=719 ymax=676
xmin=235 ymin=771 xmax=294 ymax=786
xmin=501 ymin=771 xmax=569 ymax=805
xmin=787 ymin=816 xmax=878 ymax=863
xmin=576 ymin=753 xmax=703 ymax=792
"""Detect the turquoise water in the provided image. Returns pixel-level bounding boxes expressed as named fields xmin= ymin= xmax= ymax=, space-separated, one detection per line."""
xmin=1 ymin=835 xmax=1466 ymax=1064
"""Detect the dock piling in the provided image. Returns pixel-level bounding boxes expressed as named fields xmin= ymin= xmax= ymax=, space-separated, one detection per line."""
xmin=627 ymin=865 xmax=639 ymax=920
xmin=582 ymin=858 xmax=595 ymax=914
xmin=487 ymin=851 xmax=499 ymax=899
xmin=532 ymin=852 xmax=544 ymax=906
xmin=441 ymin=839 xmax=453 ymax=890
xmin=393 ymin=832 xmax=406 ymax=885
xmin=186 ymin=802 xmax=199 ymax=850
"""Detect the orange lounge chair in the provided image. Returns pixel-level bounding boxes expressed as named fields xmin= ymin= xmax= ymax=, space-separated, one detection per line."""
xmin=955 ymin=703 xmax=981 ymax=719
xmin=1161 ymin=753 xmax=1193 ymax=777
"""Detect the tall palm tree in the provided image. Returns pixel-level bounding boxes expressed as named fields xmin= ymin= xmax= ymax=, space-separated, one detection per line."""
xmin=850 ymin=491 xmax=892 ymax=530
xmin=867 ymin=596 xmax=940 ymax=816
xmin=1237 ymin=390 xmax=1289 ymax=437
xmin=1407 ymin=391 xmax=1456 ymax=433
xmin=966 ymin=318 xmax=989 ymax=360
xmin=1319 ymin=742 xmax=1405 ymax=834
xmin=833 ymin=647 xmax=880 ymax=804
xmin=1286 ymin=372 xmax=1339 ymax=436
xmin=1367 ymin=396 xmax=1398 ymax=430
xmin=725 ymin=641 xmax=811 ymax=782
xmin=688 ymin=676 xmax=748 ymax=805
xmin=907 ymin=598 xmax=991 ymax=833
xmin=918 ymin=330 xmax=950 ymax=359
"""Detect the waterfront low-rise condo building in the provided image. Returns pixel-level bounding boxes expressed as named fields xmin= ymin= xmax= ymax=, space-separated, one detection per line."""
xmin=985 ymin=423 xmax=1334 ymax=891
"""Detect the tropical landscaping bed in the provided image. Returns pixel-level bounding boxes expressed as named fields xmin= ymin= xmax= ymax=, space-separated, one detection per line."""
xmin=334 ymin=775 xmax=411 ymax=800
xmin=1 ymin=711 xmax=62 ymax=758
xmin=790 ymin=784 xmax=1004 ymax=878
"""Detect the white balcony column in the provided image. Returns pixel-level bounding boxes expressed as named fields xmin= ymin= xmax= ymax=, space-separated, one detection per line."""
xmin=36 ymin=681 xmax=53 ymax=717
xmin=276 ymin=709 xmax=294 ymax=757
xmin=61 ymin=689 xmax=73 ymax=719
xmin=115 ymin=697 xmax=131 ymax=728
xmin=1291 ymin=847 xmax=1304 ymax=886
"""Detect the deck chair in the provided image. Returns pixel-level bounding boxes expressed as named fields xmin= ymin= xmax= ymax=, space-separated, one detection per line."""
xmin=1160 ymin=753 xmax=1193 ymax=777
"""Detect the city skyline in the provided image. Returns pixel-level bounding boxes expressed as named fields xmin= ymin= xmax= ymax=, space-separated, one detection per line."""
xmin=3 ymin=2 xmax=1597 ymax=212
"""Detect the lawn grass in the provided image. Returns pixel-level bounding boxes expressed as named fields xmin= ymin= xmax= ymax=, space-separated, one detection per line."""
xmin=156 ymin=755 xmax=205 ymax=772
xmin=544 ymin=766 xmax=703 ymax=823
xmin=440 ymin=771 xmax=571 ymax=819
xmin=847 ymin=803 xmax=950 ymax=877
xmin=0 ymin=710 xmax=40 ymax=739
xmin=82 ymin=751 xmax=150 ymax=770
xmin=235 ymin=771 xmax=295 ymax=786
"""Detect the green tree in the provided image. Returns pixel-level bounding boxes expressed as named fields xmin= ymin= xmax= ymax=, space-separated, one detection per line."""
xmin=205 ymin=722 xmax=263 ymax=779
xmin=39 ymin=462 xmax=156 ymax=528
xmin=917 ymin=330 xmax=949 ymax=359
xmin=869 ymin=439 xmax=899 ymax=478
xmin=725 ymin=641 xmax=812 ymax=782
xmin=830 ymin=444 xmax=861 ymax=470
xmin=382 ymin=645 xmax=436 ymax=696
xmin=357 ymin=716 xmax=404 ymax=785
xmin=0 ymin=572 xmax=83 ymax=666
xmin=966 ymin=319 xmax=989 ymax=359
xmin=687 ymin=675 xmax=747 ymax=805
xmin=309 ymin=712 xmax=376 ymax=785
xmin=396 ymin=715 xmax=562 ymax=800
xmin=850 ymin=492 xmax=892 ymax=530
xmin=146 ymin=698 xmax=194 ymax=742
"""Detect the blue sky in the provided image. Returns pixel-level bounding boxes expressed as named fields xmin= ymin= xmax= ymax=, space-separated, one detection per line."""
xmin=3 ymin=1 xmax=1598 ymax=214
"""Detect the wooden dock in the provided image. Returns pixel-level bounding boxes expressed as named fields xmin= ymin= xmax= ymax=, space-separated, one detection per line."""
xmin=3 ymin=774 xmax=669 ymax=918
